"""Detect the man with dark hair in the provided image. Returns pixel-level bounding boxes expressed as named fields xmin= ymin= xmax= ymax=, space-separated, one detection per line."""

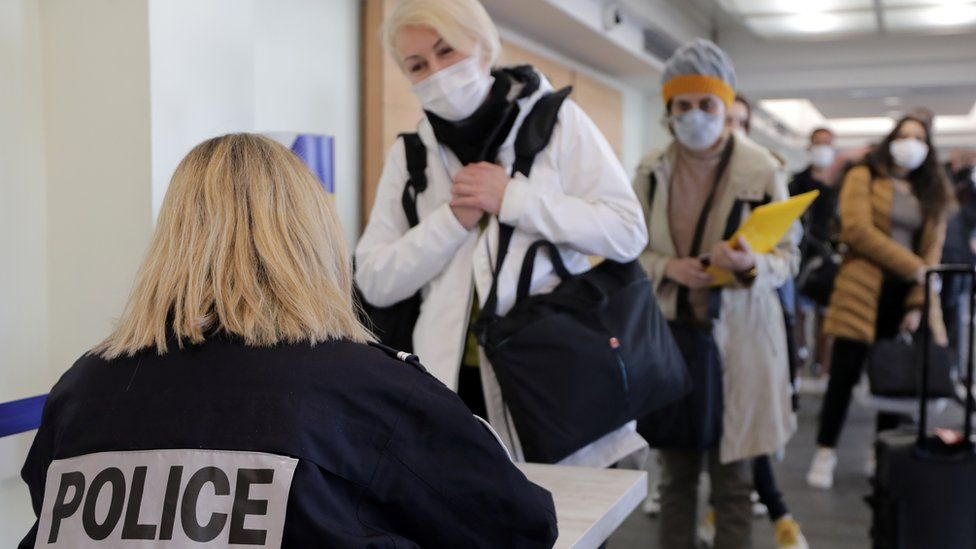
xmin=941 ymin=149 xmax=976 ymax=376
xmin=791 ymin=127 xmax=839 ymax=376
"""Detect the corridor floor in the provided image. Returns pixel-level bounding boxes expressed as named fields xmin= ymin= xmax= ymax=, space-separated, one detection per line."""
xmin=610 ymin=389 xmax=922 ymax=548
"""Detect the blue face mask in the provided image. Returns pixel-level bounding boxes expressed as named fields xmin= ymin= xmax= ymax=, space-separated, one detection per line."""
xmin=671 ymin=109 xmax=726 ymax=151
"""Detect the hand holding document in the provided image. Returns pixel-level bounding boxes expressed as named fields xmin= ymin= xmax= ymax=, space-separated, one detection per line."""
xmin=706 ymin=190 xmax=819 ymax=287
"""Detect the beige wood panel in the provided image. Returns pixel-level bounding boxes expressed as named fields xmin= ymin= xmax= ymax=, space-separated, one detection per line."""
xmin=571 ymin=71 xmax=624 ymax=159
xmin=499 ymin=41 xmax=573 ymax=90
xmin=361 ymin=0 xmax=389 ymax=225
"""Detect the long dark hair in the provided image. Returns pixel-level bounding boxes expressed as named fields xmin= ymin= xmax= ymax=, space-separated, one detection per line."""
xmin=865 ymin=115 xmax=955 ymax=221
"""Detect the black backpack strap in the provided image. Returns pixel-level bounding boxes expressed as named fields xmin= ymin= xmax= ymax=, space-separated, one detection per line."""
xmin=675 ymin=138 xmax=735 ymax=323
xmin=478 ymin=87 xmax=572 ymax=325
xmin=399 ymin=132 xmax=428 ymax=228
xmin=722 ymin=194 xmax=773 ymax=240
xmin=648 ymin=171 xmax=658 ymax=212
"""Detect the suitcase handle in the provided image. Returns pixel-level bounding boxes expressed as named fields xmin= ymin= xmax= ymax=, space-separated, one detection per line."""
xmin=919 ymin=264 xmax=976 ymax=450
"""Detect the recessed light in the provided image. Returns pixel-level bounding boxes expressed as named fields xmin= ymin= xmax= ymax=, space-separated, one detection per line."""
xmin=923 ymin=4 xmax=976 ymax=26
xmin=787 ymin=12 xmax=843 ymax=33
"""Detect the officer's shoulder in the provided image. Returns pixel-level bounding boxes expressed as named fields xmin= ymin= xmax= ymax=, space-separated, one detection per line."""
xmin=305 ymin=340 xmax=434 ymax=391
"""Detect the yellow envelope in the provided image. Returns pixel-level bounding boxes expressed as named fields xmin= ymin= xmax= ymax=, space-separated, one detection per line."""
xmin=707 ymin=190 xmax=819 ymax=287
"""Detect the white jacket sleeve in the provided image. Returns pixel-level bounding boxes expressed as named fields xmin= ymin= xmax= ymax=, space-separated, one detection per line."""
xmin=355 ymin=138 xmax=471 ymax=307
xmin=497 ymin=100 xmax=649 ymax=263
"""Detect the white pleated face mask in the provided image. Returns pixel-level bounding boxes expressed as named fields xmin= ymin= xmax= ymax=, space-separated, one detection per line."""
xmin=410 ymin=55 xmax=494 ymax=121
xmin=671 ymin=109 xmax=726 ymax=151
xmin=810 ymin=145 xmax=836 ymax=169
xmin=889 ymin=138 xmax=929 ymax=171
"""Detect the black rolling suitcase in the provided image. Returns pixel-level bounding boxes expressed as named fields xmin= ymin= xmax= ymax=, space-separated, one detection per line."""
xmin=870 ymin=265 xmax=976 ymax=549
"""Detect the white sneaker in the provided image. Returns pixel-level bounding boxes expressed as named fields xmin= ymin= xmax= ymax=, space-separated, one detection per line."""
xmin=806 ymin=447 xmax=837 ymax=489
xmin=642 ymin=488 xmax=660 ymax=516
xmin=751 ymin=490 xmax=768 ymax=517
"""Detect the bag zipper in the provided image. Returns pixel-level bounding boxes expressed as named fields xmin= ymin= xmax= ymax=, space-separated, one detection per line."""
xmin=609 ymin=336 xmax=630 ymax=397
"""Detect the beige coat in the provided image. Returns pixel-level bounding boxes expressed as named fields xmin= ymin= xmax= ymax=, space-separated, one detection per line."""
xmin=633 ymin=134 xmax=800 ymax=464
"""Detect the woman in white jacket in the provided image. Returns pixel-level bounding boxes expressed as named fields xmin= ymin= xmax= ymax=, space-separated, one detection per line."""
xmin=355 ymin=0 xmax=648 ymax=466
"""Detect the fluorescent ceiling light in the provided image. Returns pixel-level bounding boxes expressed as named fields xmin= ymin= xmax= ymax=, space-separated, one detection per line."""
xmin=886 ymin=2 xmax=976 ymax=30
xmin=726 ymin=0 xmax=872 ymax=15
xmin=924 ymin=4 xmax=976 ymax=25
xmin=827 ymin=117 xmax=897 ymax=135
xmin=758 ymin=98 xmax=827 ymax=134
xmin=744 ymin=10 xmax=877 ymax=37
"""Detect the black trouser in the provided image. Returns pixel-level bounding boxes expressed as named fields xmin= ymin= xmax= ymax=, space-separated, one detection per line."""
xmin=752 ymin=455 xmax=788 ymax=522
xmin=817 ymin=277 xmax=913 ymax=447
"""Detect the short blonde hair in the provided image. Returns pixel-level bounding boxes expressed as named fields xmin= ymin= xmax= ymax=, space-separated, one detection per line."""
xmin=384 ymin=0 xmax=501 ymax=68
xmin=95 ymin=133 xmax=371 ymax=359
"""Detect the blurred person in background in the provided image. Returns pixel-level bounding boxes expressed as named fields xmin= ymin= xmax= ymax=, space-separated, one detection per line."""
xmin=941 ymin=149 xmax=976 ymax=376
xmin=807 ymin=115 xmax=955 ymax=490
xmin=721 ymin=94 xmax=807 ymax=549
xmin=635 ymin=39 xmax=802 ymax=549
xmin=790 ymin=127 xmax=840 ymax=377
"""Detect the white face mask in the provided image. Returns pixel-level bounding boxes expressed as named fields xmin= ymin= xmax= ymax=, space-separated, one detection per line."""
xmin=889 ymin=138 xmax=929 ymax=171
xmin=410 ymin=55 xmax=493 ymax=122
xmin=810 ymin=144 xmax=835 ymax=169
xmin=671 ymin=109 xmax=726 ymax=151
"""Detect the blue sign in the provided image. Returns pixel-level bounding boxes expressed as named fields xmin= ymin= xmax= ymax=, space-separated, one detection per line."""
xmin=0 ymin=394 xmax=47 ymax=438
xmin=289 ymin=134 xmax=334 ymax=194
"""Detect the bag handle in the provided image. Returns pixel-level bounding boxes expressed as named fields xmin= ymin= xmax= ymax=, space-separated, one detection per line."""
xmin=516 ymin=240 xmax=573 ymax=302
xmin=918 ymin=264 xmax=976 ymax=449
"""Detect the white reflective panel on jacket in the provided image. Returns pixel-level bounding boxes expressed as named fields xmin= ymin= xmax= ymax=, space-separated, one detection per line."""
xmin=355 ymin=72 xmax=649 ymax=465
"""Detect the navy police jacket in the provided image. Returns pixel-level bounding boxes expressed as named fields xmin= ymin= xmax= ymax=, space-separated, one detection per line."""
xmin=19 ymin=336 xmax=558 ymax=548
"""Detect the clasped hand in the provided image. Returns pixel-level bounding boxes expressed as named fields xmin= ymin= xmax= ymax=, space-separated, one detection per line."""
xmin=449 ymin=162 xmax=510 ymax=230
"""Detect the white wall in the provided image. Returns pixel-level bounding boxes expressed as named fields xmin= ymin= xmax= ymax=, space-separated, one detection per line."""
xmin=254 ymin=0 xmax=361 ymax=241
xmin=148 ymin=0 xmax=256 ymax=221
xmin=0 ymin=1 xmax=50 ymax=545
xmin=150 ymin=0 xmax=361 ymax=243
xmin=2 ymin=0 xmax=155 ymax=543
xmin=42 ymin=0 xmax=154 ymax=378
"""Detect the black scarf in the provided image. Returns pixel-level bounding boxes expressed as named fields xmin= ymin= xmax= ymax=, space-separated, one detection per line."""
xmin=426 ymin=66 xmax=540 ymax=166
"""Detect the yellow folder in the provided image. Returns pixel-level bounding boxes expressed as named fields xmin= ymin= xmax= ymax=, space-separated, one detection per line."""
xmin=707 ymin=190 xmax=819 ymax=287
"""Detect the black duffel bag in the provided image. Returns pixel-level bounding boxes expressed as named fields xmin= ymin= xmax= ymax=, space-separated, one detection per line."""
xmin=868 ymin=332 xmax=955 ymax=399
xmin=475 ymin=239 xmax=691 ymax=463
xmin=637 ymin=322 xmax=723 ymax=450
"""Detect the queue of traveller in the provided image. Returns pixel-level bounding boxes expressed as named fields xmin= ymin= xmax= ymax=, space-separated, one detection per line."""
xmin=17 ymin=0 xmax=976 ymax=547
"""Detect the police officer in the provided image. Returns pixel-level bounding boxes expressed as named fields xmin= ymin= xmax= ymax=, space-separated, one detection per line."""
xmin=19 ymin=134 xmax=557 ymax=548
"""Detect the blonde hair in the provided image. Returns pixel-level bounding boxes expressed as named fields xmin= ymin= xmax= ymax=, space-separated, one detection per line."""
xmin=384 ymin=0 xmax=500 ymax=68
xmin=95 ymin=133 xmax=371 ymax=359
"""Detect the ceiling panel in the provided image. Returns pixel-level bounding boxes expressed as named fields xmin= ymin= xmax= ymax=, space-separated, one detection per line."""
xmin=720 ymin=0 xmax=976 ymax=38
xmin=811 ymin=90 xmax=976 ymax=118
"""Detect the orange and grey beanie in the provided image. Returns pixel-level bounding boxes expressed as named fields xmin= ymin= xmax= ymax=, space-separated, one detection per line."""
xmin=661 ymin=38 xmax=737 ymax=109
